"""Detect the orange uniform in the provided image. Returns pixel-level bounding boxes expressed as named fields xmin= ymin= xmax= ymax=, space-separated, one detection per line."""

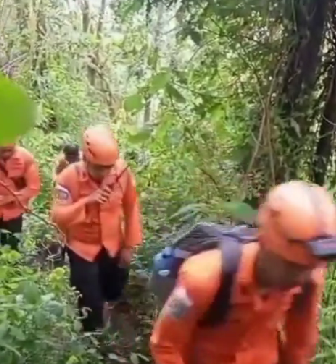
xmin=151 ymin=244 xmax=324 ymax=364
xmin=51 ymin=159 xmax=143 ymax=261
xmin=51 ymin=124 xmax=143 ymax=332
xmin=0 ymin=146 xmax=40 ymax=220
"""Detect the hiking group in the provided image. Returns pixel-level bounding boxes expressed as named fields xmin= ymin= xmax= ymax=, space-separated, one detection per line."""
xmin=1 ymin=123 xmax=336 ymax=364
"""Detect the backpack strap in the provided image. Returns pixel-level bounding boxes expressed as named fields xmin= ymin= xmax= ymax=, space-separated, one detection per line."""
xmin=70 ymin=163 xmax=81 ymax=202
xmin=198 ymin=238 xmax=243 ymax=327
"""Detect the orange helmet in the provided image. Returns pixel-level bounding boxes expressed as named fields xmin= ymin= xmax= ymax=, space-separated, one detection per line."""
xmin=257 ymin=180 xmax=336 ymax=266
xmin=82 ymin=124 xmax=119 ymax=166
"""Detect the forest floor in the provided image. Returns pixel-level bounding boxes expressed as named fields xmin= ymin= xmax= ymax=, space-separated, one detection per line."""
xmin=103 ymin=271 xmax=156 ymax=364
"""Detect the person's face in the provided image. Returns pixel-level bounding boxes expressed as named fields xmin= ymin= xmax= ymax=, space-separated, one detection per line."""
xmin=0 ymin=146 xmax=15 ymax=161
xmin=257 ymin=249 xmax=312 ymax=290
xmin=85 ymin=159 xmax=113 ymax=181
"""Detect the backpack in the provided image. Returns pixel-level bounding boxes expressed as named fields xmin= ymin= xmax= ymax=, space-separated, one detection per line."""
xmin=149 ymin=222 xmax=258 ymax=327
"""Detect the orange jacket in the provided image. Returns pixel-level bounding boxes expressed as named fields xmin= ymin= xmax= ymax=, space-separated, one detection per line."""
xmin=0 ymin=146 xmax=41 ymax=221
xmin=50 ymin=160 xmax=143 ymax=261
xmin=150 ymin=243 xmax=324 ymax=364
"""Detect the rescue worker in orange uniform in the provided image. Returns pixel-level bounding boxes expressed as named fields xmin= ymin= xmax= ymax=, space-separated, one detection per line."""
xmin=151 ymin=181 xmax=336 ymax=364
xmin=0 ymin=144 xmax=41 ymax=250
xmin=54 ymin=143 xmax=81 ymax=177
xmin=51 ymin=124 xmax=143 ymax=332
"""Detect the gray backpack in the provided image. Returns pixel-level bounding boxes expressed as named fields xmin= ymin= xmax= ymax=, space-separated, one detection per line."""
xmin=149 ymin=222 xmax=257 ymax=326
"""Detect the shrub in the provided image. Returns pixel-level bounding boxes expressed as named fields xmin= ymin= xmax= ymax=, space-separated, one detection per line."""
xmin=0 ymin=248 xmax=102 ymax=364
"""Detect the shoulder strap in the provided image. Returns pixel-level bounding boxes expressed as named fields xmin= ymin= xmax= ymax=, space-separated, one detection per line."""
xmin=198 ymin=238 xmax=243 ymax=327
xmin=71 ymin=163 xmax=81 ymax=202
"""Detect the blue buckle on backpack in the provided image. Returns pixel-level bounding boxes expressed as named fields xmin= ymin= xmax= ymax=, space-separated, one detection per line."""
xmin=153 ymin=246 xmax=190 ymax=278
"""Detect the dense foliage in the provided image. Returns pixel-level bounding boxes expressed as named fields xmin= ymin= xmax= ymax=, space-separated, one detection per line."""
xmin=1 ymin=0 xmax=336 ymax=363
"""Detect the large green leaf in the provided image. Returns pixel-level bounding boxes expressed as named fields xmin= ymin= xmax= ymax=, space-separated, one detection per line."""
xmin=148 ymin=71 xmax=171 ymax=94
xmin=17 ymin=280 xmax=41 ymax=304
xmin=222 ymin=201 xmax=257 ymax=225
xmin=0 ymin=75 xmax=35 ymax=145
xmin=120 ymin=0 xmax=144 ymax=18
xmin=127 ymin=130 xmax=152 ymax=144
xmin=165 ymin=83 xmax=186 ymax=103
xmin=169 ymin=203 xmax=206 ymax=222
xmin=124 ymin=93 xmax=144 ymax=112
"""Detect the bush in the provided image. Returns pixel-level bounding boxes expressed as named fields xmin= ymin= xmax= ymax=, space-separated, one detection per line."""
xmin=0 ymin=248 xmax=102 ymax=364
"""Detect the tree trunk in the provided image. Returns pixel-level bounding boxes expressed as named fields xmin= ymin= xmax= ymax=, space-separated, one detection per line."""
xmin=311 ymin=2 xmax=336 ymax=186
xmin=276 ymin=0 xmax=329 ymax=181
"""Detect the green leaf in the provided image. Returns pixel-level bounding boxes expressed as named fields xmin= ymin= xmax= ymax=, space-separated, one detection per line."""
xmin=124 ymin=94 xmax=144 ymax=112
xmin=290 ymin=118 xmax=301 ymax=137
xmin=188 ymin=29 xmax=202 ymax=45
xmin=9 ymin=327 xmax=25 ymax=341
xmin=134 ymin=353 xmax=150 ymax=362
xmin=0 ymin=342 xmax=21 ymax=357
xmin=66 ymin=356 xmax=80 ymax=364
xmin=130 ymin=353 xmax=139 ymax=364
xmin=169 ymin=203 xmax=206 ymax=221
xmin=181 ymin=28 xmax=202 ymax=45
xmin=0 ymin=323 xmax=8 ymax=340
xmin=0 ymin=75 xmax=36 ymax=145
xmin=108 ymin=353 xmax=127 ymax=362
xmin=148 ymin=71 xmax=170 ymax=94
xmin=128 ymin=130 xmax=152 ymax=144
xmin=165 ymin=83 xmax=186 ymax=103
xmin=17 ymin=281 xmax=41 ymax=304
xmin=120 ymin=0 xmax=144 ymax=18
xmin=148 ymin=49 xmax=159 ymax=68
xmin=222 ymin=201 xmax=257 ymax=225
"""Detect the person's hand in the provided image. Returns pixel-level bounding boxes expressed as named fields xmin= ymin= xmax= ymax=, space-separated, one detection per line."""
xmin=85 ymin=186 xmax=112 ymax=204
xmin=119 ymin=248 xmax=133 ymax=268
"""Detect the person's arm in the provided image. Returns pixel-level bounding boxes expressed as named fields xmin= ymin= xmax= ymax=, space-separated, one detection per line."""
xmin=122 ymin=168 xmax=143 ymax=251
xmin=50 ymin=169 xmax=87 ymax=229
xmin=17 ymin=159 xmax=41 ymax=207
xmin=279 ymin=267 xmax=326 ymax=364
xmin=150 ymin=262 xmax=217 ymax=364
